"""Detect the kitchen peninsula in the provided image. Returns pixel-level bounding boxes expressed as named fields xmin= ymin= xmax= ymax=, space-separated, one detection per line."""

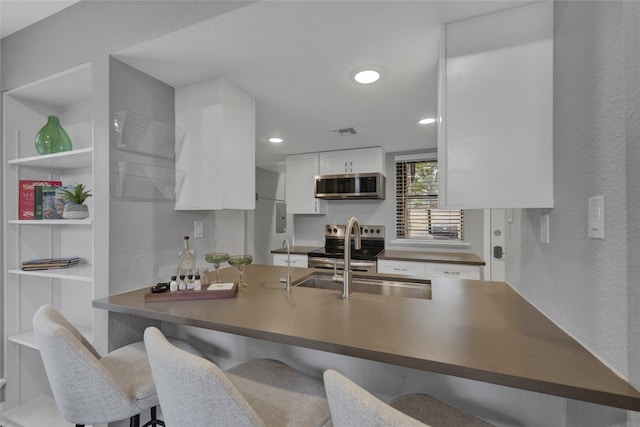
xmin=93 ymin=264 xmax=640 ymax=413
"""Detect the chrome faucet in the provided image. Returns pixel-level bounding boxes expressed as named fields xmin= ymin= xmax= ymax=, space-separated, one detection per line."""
xmin=343 ymin=216 xmax=361 ymax=298
xmin=332 ymin=258 xmax=341 ymax=282
xmin=282 ymin=239 xmax=292 ymax=291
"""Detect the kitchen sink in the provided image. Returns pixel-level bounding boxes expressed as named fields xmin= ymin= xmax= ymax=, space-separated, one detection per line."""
xmin=293 ymin=272 xmax=431 ymax=300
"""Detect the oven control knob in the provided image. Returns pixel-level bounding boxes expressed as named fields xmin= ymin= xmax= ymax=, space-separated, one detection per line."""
xmin=369 ymin=228 xmax=374 ymax=234
xmin=376 ymin=228 xmax=381 ymax=234
xmin=364 ymin=228 xmax=369 ymax=233
xmin=333 ymin=228 xmax=338 ymax=233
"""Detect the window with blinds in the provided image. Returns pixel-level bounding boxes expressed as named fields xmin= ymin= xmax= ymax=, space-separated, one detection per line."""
xmin=396 ymin=158 xmax=464 ymax=241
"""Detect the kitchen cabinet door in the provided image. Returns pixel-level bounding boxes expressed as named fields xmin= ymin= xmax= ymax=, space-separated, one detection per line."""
xmin=424 ymin=263 xmax=482 ymax=280
xmin=175 ymin=78 xmax=255 ymax=210
xmin=285 ymin=153 xmax=327 ymax=214
xmin=438 ymin=2 xmax=553 ymax=209
xmin=273 ymin=254 xmax=309 ymax=268
xmin=377 ymin=260 xmax=426 ymax=278
xmin=319 ymin=147 xmax=385 ymax=175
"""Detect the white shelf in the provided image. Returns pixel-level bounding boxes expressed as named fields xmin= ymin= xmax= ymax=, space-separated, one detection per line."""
xmin=6 ymin=62 xmax=92 ymax=107
xmin=3 ymin=395 xmax=72 ymax=427
xmin=7 ymin=148 xmax=93 ymax=170
xmin=8 ymin=219 xmax=92 ymax=225
xmin=8 ymin=324 xmax=92 ymax=350
xmin=8 ymin=264 xmax=93 ymax=282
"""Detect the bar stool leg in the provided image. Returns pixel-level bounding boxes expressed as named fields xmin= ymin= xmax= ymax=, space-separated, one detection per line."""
xmin=141 ymin=406 xmax=165 ymax=427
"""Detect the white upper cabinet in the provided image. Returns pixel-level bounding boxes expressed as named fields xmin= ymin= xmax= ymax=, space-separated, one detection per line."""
xmin=319 ymin=147 xmax=385 ymax=175
xmin=175 ymin=78 xmax=255 ymax=210
xmin=285 ymin=153 xmax=327 ymax=215
xmin=438 ymin=2 xmax=553 ymax=209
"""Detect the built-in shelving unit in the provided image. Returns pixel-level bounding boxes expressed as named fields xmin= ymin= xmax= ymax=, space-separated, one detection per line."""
xmin=7 ymin=147 xmax=93 ymax=169
xmin=2 ymin=62 xmax=101 ymax=427
xmin=8 ymin=324 xmax=92 ymax=350
xmin=3 ymin=395 xmax=72 ymax=427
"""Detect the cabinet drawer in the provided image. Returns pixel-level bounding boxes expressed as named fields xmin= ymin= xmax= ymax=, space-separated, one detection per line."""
xmin=272 ymin=254 xmax=308 ymax=268
xmin=425 ymin=263 xmax=481 ymax=280
xmin=377 ymin=260 xmax=426 ymax=278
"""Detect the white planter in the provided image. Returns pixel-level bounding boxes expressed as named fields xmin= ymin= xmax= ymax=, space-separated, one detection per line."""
xmin=63 ymin=203 xmax=89 ymax=219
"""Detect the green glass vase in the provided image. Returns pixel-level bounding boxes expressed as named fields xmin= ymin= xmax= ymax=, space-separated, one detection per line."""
xmin=34 ymin=116 xmax=73 ymax=155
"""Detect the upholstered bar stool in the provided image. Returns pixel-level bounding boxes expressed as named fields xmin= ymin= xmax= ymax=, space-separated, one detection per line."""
xmin=144 ymin=326 xmax=331 ymax=427
xmin=32 ymin=304 xmax=204 ymax=427
xmin=324 ymin=369 xmax=493 ymax=427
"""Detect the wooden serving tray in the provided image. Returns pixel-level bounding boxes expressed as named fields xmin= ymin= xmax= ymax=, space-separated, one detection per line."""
xmin=144 ymin=283 xmax=238 ymax=302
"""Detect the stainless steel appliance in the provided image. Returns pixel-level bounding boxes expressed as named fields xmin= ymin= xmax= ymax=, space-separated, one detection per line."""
xmin=314 ymin=172 xmax=386 ymax=200
xmin=308 ymin=224 xmax=385 ymax=273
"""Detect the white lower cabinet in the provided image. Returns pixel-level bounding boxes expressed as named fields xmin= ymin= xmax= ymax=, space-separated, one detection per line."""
xmin=273 ymin=254 xmax=308 ymax=268
xmin=377 ymin=260 xmax=426 ymax=278
xmin=377 ymin=260 xmax=481 ymax=280
xmin=425 ymin=263 xmax=481 ymax=280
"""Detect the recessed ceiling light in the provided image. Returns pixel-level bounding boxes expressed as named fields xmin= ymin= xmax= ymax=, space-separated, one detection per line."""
xmin=418 ymin=117 xmax=436 ymax=125
xmin=354 ymin=69 xmax=380 ymax=85
xmin=267 ymin=137 xmax=283 ymax=144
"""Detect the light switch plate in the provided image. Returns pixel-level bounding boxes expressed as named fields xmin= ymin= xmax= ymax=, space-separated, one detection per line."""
xmin=194 ymin=220 xmax=204 ymax=239
xmin=588 ymin=196 xmax=605 ymax=239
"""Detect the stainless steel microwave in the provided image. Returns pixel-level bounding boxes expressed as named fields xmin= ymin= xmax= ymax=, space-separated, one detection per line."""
xmin=314 ymin=172 xmax=386 ymax=200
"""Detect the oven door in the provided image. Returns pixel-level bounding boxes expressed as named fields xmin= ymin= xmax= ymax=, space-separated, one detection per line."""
xmin=308 ymin=257 xmax=377 ymax=273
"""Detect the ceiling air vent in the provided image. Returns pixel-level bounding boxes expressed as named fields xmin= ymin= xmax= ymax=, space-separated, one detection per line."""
xmin=330 ymin=127 xmax=357 ymax=136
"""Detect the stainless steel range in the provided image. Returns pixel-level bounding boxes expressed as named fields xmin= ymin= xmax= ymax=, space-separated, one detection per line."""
xmin=308 ymin=224 xmax=385 ymax=273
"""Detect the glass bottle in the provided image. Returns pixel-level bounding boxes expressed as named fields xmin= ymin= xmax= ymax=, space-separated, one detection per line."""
xmin=34 ymin=116 xmax=73 ymax=155
xmin=178 ymin=236 xmax=194 ymax=275
xmin=169 ymin=275 xmax=178 ymax=292
xmin=178 ymin=275 xmax=187 ymax=291
xmin=194 ymin=274 xmax=202 ymax=291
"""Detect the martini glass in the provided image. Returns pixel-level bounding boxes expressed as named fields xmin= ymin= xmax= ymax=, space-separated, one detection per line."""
xmin=204 ymin=253 xmax=229 ymax=283
xmin=228 ymin=255 xmax=253 ymax=287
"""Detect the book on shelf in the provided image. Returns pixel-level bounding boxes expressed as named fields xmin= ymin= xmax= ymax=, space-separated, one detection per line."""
xmin=21 ymin=257 xmax=81 ymax=271
xmin=39 ymin=185 xmax=75 ymax=220
xmin=18 ymin=180 xmax=62 ymax=220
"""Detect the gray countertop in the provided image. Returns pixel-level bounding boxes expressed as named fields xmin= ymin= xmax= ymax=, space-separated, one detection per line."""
xmin=93 ymin=264 xmax=640 ymax=411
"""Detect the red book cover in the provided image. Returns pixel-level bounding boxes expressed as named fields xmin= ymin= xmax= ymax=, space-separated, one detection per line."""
xmin=18 ymin=180 xmax=62 ymax=220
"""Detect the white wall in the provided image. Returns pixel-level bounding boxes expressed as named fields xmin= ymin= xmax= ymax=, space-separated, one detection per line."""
xmin=505 ymin=2 xmax=638 ymax=425
xmin=249 ymin=168 xmax=294 ymax=264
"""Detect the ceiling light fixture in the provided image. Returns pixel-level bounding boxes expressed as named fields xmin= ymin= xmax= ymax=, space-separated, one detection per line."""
xmin=418 ymin=117 xmax=436 ymax=125
xmin=354 ymin=69 xmax=380 ymax=85
xmin=267 ymin=137 xmax=284 ymax=144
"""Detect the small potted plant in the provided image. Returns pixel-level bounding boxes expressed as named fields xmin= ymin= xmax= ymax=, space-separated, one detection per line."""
xmin=60 ymin=184 xmax=92 ymax=219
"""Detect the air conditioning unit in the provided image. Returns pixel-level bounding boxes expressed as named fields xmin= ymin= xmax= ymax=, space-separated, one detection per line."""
xmin=432 ymin=224 xmax=458 ymax=238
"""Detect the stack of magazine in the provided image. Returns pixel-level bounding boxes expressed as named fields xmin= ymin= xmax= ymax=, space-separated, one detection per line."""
xmin=21 ymin=257 xmax=81 ymax=271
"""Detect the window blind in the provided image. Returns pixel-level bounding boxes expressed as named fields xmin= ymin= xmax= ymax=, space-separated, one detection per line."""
xmin=395 ymin=159 xmax=464 ymax=240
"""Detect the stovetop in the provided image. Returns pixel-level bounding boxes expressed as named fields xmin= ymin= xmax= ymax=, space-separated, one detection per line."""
xmin=308 ymin=224 xmax=385 ymax=261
